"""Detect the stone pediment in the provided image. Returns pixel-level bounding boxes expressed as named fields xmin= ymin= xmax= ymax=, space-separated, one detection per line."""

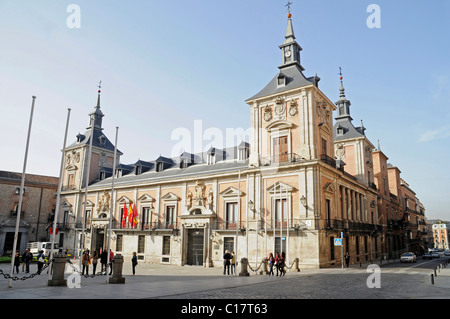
xmin=266 ymin=120 xmax=294 ymax=132
xmin=117 ymin=195 xmax=132 ymax=204
xmin=267 ymin=181 xmax=294 ymax=193
xmin=138 ymin=194 xmax=155 ymax=203
xmin=220 ymin=186 xmax=244 ymax=198
xmin=162 ymin=192 xmax=179 ymax=201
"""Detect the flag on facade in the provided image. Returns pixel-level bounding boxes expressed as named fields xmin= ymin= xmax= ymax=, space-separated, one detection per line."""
xmin=122 ymin=202 xmax=128 ymax=228
xmin=128 ymin=202 xmax=134 ymax=227
xmin=132 ymin=203 xmax=138 ymax=227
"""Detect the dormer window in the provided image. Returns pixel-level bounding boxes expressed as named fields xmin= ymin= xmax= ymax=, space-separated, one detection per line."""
xmin=116 ymin=169 xmax=122 ymax=178
xmin=207 ymin=154 xmax=215 ymax=165
xmin=98 ymin=135 xmax=106 ymax=145
xmin=156 ymin=162 xmax=163 ymax=172
xmin=277 ymin=74 xmax=286 ymax=87
xmin=135 ymin=165 xmax=142 ymax=175
xmin=76 ymin=133 xmax=85 ymax=143
xmin=100 ymin=171 xmax=106 ymax=180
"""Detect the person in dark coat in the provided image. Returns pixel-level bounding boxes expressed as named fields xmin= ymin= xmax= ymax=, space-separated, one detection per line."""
xmin=13 ymin=250 xmax=21 ymax=274
xmin=344 ymin=252 xmax=350 ymax=268
xmin=131 ymin=252 xmax=138 ymax=276
xmin=100 ymin=248 xmax=108 ymax=274
xmin=223 ymin=250 xmax=232 ymax=275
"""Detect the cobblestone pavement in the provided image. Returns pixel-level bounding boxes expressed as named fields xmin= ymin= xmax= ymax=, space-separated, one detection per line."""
xmin=0 ymin=259 xmax=449 ymax=300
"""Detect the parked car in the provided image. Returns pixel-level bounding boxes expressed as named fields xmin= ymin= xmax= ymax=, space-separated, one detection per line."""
xmin=431 ymin=251 xmax=440 ymax=258
xmin=400 ymin=252 xmax=417 ymax=263
xmin=423 ymin=252 xmax=432 ymax=260
xmin=444 ymin=250 xmax=450 ymax=256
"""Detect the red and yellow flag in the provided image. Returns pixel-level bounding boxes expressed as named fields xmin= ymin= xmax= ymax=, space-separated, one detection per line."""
xmin=122 ymin=202 xmax=128 ymax=228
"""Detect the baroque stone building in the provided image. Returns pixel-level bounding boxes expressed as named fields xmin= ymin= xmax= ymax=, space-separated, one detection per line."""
xmin=55 ymin=12 xmax=424 ymax=269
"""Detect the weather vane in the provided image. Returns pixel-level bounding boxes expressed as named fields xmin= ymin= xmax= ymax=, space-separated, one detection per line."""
xmin=339 ymin=67 xmax=343 ymax=80
xmin=98 ymin=80 xmax=102 ymax=93
xmin=285 ymin=1 xmax=293 ymax=13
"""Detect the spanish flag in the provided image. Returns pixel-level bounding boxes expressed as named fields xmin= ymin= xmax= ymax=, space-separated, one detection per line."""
xmin=128 ymin=202 xmax=134 ymax=227
xmin=122 ymin=202 xmax=128 ymax=228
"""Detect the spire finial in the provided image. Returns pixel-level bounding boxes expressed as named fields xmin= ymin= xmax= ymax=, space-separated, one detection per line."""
xmin=285 ymin=1 xmax=293 ymax=18
xmin=339 ymin=67 xmax=346 ymax=98
xmin=97 ymin=80 xmax=102 ymax=94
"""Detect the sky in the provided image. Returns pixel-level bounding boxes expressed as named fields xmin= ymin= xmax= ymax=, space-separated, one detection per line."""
xmin=0 ymin=1 xmax=449 ymax=220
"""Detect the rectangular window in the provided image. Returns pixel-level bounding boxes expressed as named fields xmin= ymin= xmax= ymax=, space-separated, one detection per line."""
xmin=225 ymin=202 xmax=238 ymax=229
xmin=325 ymin=199 xmax=331 ymax=228
xmin=274 ymin=198 xmax=287 ymax=227
xmin=162 ymin=236 xmax=171 ymax=255
xmin=223 ymin=237 xmax=234 ymax=254
xmin=273 ymin=136 xmax=288 ymax=162
xmin=138 ymin=235 xmax=145 ymax=254
xmin=356 ymin=236 xmax=360 ymax=255
xmin=321 ymin=138 xmax=327 ymax=156
xmin=116 ymin=235 xmax=123 ymax=251
xmin=275 ymin=237 xmax=286 ymax=254
xmin=142 ymin=207 xmax=151 ymax=229
xmin=165 ymin=205 xmax=175 ymax=228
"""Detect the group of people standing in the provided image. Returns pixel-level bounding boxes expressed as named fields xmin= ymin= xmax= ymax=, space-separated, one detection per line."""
xmin=222 ymin=250 xmax=237 ymax=275
xmin=267 ymin=252 xmax=286 ymax=276
xmin=81 ymin=248 xmax=114 ymax=276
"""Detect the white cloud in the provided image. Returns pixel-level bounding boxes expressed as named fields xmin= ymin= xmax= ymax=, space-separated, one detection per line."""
xmin=418 ymin=126 xmax=450 ymax=142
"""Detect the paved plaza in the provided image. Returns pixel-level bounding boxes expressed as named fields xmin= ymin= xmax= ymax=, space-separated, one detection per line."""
xmin=0 ymin=258 xmax=449 ymax=301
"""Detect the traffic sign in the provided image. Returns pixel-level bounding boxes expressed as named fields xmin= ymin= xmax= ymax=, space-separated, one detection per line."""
xmin=334 ymin=238 xmax=342 ymax=246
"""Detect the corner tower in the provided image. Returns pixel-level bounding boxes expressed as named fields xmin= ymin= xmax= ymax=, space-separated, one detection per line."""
xmin=246 ymin=9 xmax=335 ymax=167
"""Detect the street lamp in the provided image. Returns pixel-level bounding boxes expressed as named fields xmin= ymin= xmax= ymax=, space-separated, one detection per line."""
xmin=300 ymin=195 xmax=307 ymax=207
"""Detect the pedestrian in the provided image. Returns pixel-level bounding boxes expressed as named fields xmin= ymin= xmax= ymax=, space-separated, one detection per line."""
xmin=13 ymin=250 xmax=20 ymax=274
xmin=230 ymin=252 xmax=236 ymax=275
xmin=278 ymin=252 xmax=286 ymax=276
xmin=274 ymin=252 xmax=280 ymax=276
xmin=131 ymin=252 xmax=138 ymax=275
xmin=91 ymin=250 xmax=98 ymax=275
xmin=267 ymin=253 xmax=275 ymax=276
xmin=109 ymin=249 xmax=114 ymax=275
xmin=21 ymin=250 xmax=27 ymax=272
xmin=344 ymin=252 xmax=350 ymax=268
xmin=223 ymin=250 xmax=232 ymax=275
xmin=25 ymin=249 xmax=33 ymax=273
xmin=81 ymin=249 xmax=91 ymax=275
xmin=100 ymin=248 xmax=108 ymax=274
xmin=37 ymin=250 xmax=45 ymax=274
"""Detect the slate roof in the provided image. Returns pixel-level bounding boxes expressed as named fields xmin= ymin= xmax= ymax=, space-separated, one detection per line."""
xmin=66 ymin=128 xmax=123 ymax=155
xmin=246 ymin=64 xmax=317 ymax=101
xmin=89 ymin=145 xmax=248 ymax=188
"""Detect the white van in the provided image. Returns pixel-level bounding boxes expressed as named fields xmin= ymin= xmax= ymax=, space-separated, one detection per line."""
xmin=26 ymin=242 xmax=59 ymax=257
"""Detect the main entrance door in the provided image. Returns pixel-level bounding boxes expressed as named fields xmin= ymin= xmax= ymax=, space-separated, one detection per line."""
xmin=187 ymin=229 xmax=204 ymax=266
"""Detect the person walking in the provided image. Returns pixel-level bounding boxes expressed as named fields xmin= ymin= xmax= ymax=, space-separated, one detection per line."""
xmin=109 ymin=249 xmax=114 ymax=275
xmin=13 ymin=250 xmax=20 ymax=274
xmin=81 ymin=250 xmax=91 ymax=276
xmin=21 ymin=250 xmax=27 ymax=272
xmin=100 ymin=248 xmax=108 ymax=274
xmin=91 ymin=250 xmax=98 ymax=275
xmin=37 ymin=250 xmax=45 ymax=274
xmin=278 ymin=252 xmax=286 ymax=276
xmin=230 ymin=252 xmax=236 ymax=275
xmin=131 ymin=252 xmax=138 ymax=276
xmin=344 ymin=252 xmax=350 ymax=268
xmin=223 ymin=250 xmax=232 ymax=275
xmin=274 ymin=252 xmax=280 ymax=276
xmin=25 ymin=249 xmax=33 ymax=273
xmin=267 ymin=253 xmax=275 ymax=276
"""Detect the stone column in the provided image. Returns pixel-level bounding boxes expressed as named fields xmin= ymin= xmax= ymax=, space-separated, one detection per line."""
xmin=48 ymin=254 xmax=67 ymax=286
xmin=109 ymin=254 xmax=125 ymax=284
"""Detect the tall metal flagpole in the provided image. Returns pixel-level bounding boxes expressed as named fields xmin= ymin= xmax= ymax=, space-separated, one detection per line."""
xmin=80 ymin=102 xmax=95 ymax=269
xmin=236 ymin=170 xmax=240 ymax=276
xmin=48 ymin=108 xmax=71 ymax=282
xmin=106 ymin=126 xmax=119 ymax=283
xmin=8 ymin=96 xmax=36 ymax=288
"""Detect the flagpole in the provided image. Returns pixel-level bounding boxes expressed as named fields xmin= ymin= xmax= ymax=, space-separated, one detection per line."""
xmin=107 ymin=126 xmax=118 ymax=283
xmin=80 ymin=109 xmax=95 ymax=270
xmin=48 ymin=108 xmax=71 ymax=282
xmin=236 ymin=170 xmax=240 ymax=276
xmin=8 ymin=96 xmax=36 ymax=288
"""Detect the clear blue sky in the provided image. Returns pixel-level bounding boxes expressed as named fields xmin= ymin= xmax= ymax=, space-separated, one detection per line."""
xmin=0 ymin=1 xmax=449 ymax=220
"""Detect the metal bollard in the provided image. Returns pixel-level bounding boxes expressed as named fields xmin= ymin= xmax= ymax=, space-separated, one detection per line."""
xmin=294 ymin=258 xmax=300 ymax=272
xmin=108 ymin=254 xmax=126 ymax=284
xmin=239 ymin=257 xmax=250 ymax=276
xmin=431 ymin=274 xmax=434 ymax=285
xmin=48 ymin=254 xmax=67 ymax=286
xmin=261 ymin=258 xmax=268 ymax=275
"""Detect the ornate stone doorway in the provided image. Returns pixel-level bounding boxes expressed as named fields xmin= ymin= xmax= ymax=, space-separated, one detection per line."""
xmin=186 ymin=229 xmax=204 ymax=266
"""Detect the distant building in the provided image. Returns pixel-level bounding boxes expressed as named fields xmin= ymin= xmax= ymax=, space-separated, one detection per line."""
xmin=432 ymin=223 xmax=450 ymax=250
xmin=0 ymin=171 xmax=58 ymax=255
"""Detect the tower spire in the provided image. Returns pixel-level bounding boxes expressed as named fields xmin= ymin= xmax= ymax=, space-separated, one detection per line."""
xmin=279 ymin=2 xmax=304 ymax=71
xmin=88 ymin=81 xmax=104 ymax=130
xmin=335 ymin=68 xmax=352 ymax=120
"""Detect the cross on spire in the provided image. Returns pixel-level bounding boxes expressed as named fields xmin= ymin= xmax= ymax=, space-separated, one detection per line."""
xmin=285 ymin=1 xmax=293 ymax=13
